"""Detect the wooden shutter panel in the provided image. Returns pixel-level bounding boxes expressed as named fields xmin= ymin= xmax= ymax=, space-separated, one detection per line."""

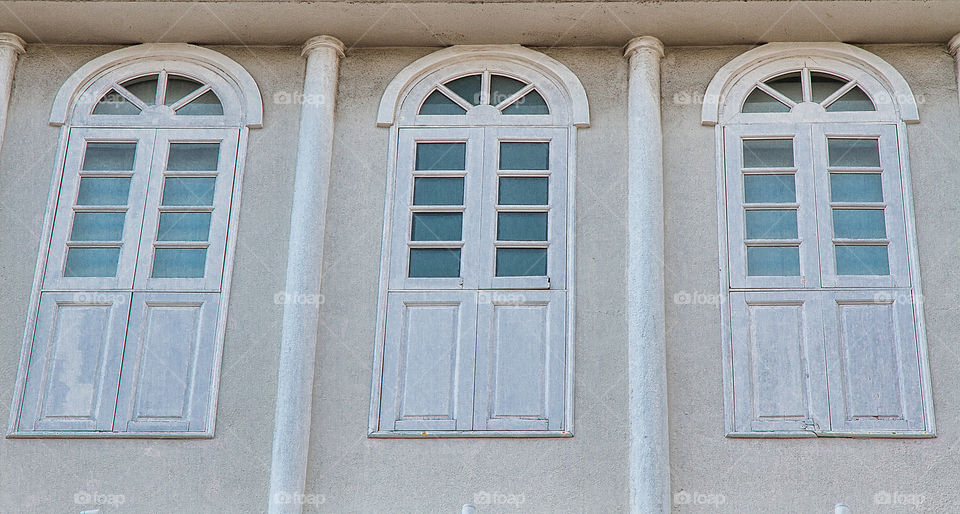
xmin=379 ymin=291 xmax=478 ymax=432
xmin=729 ymin=291 xmax=829 ymax=434
xmin=473 ymin=290 xmax=565 ymax=431
xmin=18 ymin=292 xmax=130 ymax=432
xmin=113 ymin=292 xmax=220 ymax=433
xmin=822 ymin=290 xmax=925 ymax=433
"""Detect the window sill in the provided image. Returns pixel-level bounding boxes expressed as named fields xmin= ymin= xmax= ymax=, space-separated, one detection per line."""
xmin=6 ymin=430 xmax=214 ymax=439
xmin=368 ymin=430 xmax=573 ymax=439
xmin=725 ymin=430 xmax=935 ymax=439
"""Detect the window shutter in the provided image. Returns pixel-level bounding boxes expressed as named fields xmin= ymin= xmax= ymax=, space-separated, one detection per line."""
xmin=729 ymin=291 xmax=829 ymax=434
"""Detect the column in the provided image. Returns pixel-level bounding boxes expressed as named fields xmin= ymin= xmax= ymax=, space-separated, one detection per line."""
xmin=268 ymin=35 xmax=345 ymax=514
xmin=624 ymin=36 xmax=670 ymax=514
xmin=949 ymin=34 xmax=960 ymax=107
xmin=0 ymin=33 xmax=25 ymax=153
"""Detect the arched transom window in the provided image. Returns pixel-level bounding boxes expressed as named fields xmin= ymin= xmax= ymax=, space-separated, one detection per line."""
xmin=371 ymin=47 xmax=589 ymax=437
xmin=704 ymin=44 xmax=932 ymax=438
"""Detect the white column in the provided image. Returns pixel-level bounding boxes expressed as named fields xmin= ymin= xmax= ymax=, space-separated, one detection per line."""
xmin=268 ymin=35 xmax=345 ymax=514
xmin=949 ymin=34 xmax=960 ymax=107
xmin=0 ymin=33 xmax=25 ymax=153
xmin=624 ymin=36 xmax=670 ymax=514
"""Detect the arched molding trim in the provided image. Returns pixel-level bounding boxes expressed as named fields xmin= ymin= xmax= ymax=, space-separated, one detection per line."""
xmin=50 ymin=43 xmax=263 ymax=128
xmin=702 ymin=42 xmax=919 ymax=126
xmin=377 ymin=44 xmax=590 ymax=128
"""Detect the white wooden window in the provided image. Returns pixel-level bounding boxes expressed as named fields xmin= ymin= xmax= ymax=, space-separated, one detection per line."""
xmin=715 ymin=60 xmax=932 ymax=437
xmin=372 ymin=51 xmax=587 ymax=436
xmin=9 ymin=46 xmax=261 ymax=437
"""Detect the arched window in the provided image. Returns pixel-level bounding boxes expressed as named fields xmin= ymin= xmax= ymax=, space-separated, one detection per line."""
xmin=704 ymin=44 xmax=932 ymax=437
xmin=9 ymin=44 xmax=262 ymax=437
xmin=370 ymin=46 xmax=588 ymax=436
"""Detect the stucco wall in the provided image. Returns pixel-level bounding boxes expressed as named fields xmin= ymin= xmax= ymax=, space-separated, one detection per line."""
xmin=662 ymin=44 xmax=960 ymax=513
xmin=0 ymin=45 xmax=302 ymax=512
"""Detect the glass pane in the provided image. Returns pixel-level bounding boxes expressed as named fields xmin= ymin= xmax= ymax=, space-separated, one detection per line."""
xmin=830 ymin=173 xmax=883 ymax=202
xmin=496 ymin=248 xmax=547 ymax=277
xmin=499 ymin=177 xmax=548 ymax=205
xmin=497 ymin=213 xmax=547 ymax=241
xmin=167 ymin=143 xmax=220 ymax=171
xmin=82 ymin=143 xmax=137 ymax=171
xmin=162 ymin=177 xmax=216 ymax=206
xmin=828 ymin=138 xmax=880 ymax=167
xmin=811 ymin=72 xmax=848 ymax=104
xmin=490 ymin=75 xmax=527 ymax=106
xmin=413 ymin=177 xmax=464 ymax=206
xmin=70 ymin=212 xmax=125 ymax=241
xmin=500 ymin=142 xmax=549 ymax=170
xmin=826 ymin=86 xmax=875 ymax=112
xmin=419 ymin=90 xmax=467 ymax=115
xmin=742 ymin=88 xmax=791 ymax=113
xmin=409 ymin=248 xmax=460 ymax=278
xmin=745 ymin=209 xmax=798 ymax=239
xmin=411 ymin=213 xmax=462 ymax=241
xmin=120 ymin=75 xmax=159 ymax=105
xmin=164 ymin=76 xmax=204 ymax=106
xmin=92 ymin=90 xmax=141 ymax=115
xmin=742 ymin=139 xmax=794 ymax=168
xmin=765 ymin=72 xmax=803 ymax=103
xmin=743 ymin=174 xmax=795 ymax=203
xmin=502 ymin=90 xmax=549 ymax=115
xmin=746 ymin=246 xmax=800 ymax=276
xmin=832 ymin=209 xmax=886 ymax=239
xmin=152 ymin=248 xmax=207 ymax=278
xmin=836 ymin=245 xmax=889 ymax=275
xmin=444 ymin=74 xmax=482 ymax=105
xmin=157 ymin=212 xmax=212 ymax=241
xmin=77 ymin=177 xmax=131 ymax=205
xmin=64 ymin=247 xmax=120 ymax=277
xmin=177 ymin=90 xmax=224 ymax=116
xmin=416 ymin=142 xmax=466 ymax=170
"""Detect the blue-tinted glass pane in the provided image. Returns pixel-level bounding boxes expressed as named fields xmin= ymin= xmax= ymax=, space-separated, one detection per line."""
xmin=499 ymin=177 xmax=548 ymax=205
xmin=742 ymin=139 xmax=793 ymax=168
xmin=92 ymin=90 xmax=141 ymax=115
xmin=70 ymin=212 xmax=125 ymax=241
xmin=164 ymin=76 xmax=203 ymax=106
xmin=490 ymin=75 xmax=527 ymax=106
xmin=82 ymin=143 xmax=137 ymax=171
xmin=811 ymin=72 xmax=847 ymax=103
xmin=416 ymin=143 xmax=465 ymax=170
xmin=444 ymin=74 xmax=482 ymax=105
xmin=828 ymin=139 xmax=880 ymax=167
xmin=742 ymin=88 xmax=790 ymax=113
xmin=833 ymin=209 xmax=886 ymax=239
xmin=162 ymin=177 xmax=216 ymax=206
xmin=409 ymin=248 xmax=460 ymax=278
xmin=743 ymin=174 xmax=795 ymax=203
xmin=419 ymin=91 xmax=467 ymax=115
xmin=500 ymin=142 xmax=548 ymax=170
xmin=413 ymin=177 xmax=464 ymax=206
xmin=121 ymin=75 xmax=159 ymax=105
xmin=64 ymin=247 xmax=120 ymax=277
xmin=167 ymin=143 xmax=220 ymax=171
xmin=765 ymin=72 xmax=803 ymax=103
xmin=157 ymin=212 xmax=212 ymax=241
xmin=830 ymin=173 xmax=883 ymax=202
xmin=836 ymin=245 xmax=889 ymax=275
xmin=411 ymin=213 xmax=462 ymax=241
xmin=502 ymin=90 xmax=549 ymax=115
xmin=497 ymin=213 xmax=547 ymax=241
xmin=826 ymin=87 xmax=875 ymax=112
xmin=496 ymin=248 xmax=547 ymax=276
xmin=152 ymin=248 xmax=206 ymax=278
xmin=747 ymin=246 xmax=800 ymax=276
xmin=76 ymin=177 xmax=131 ymax=205
xmin=745 ymin=210 xmax=798 ymax=239
xmin=177 ymin=91 xmax=224 ymax=116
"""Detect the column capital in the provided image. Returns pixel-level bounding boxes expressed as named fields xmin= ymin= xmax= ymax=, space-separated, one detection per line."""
xmin=948 ymin=33 xmax=960 ymax=56
xmin=0 ymin=33 xmax=25 ymax=55
xmin=302 ymin=35 xmax=346 ymax=59
xmin=624 ymin=36 xmax=664 ymax=60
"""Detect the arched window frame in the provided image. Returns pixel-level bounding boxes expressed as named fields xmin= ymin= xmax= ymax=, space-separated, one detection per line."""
xmin=8 ymin=44 xmax=262 ymax=438
xmin=370 ymin=46 xmax=588 ymax=437
xmin=704 ymin=43 xmax=934 ymax=438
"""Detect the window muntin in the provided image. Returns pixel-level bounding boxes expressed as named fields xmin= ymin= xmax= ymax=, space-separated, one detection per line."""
xmin=742 ymin=69 xmax=876 ymax=114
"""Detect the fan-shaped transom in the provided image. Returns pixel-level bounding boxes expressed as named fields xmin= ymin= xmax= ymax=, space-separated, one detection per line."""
xmin=93 ymin=71 xmax=224 ymax=117
xmin=419 ymin=71 xmax=550 ymax=117
xmin=742 ymin=68 xmax=875 ymax=114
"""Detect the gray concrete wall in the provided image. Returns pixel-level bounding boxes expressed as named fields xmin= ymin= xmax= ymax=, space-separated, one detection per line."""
xmin=0 ymin=45 xmax=303 ymax=512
